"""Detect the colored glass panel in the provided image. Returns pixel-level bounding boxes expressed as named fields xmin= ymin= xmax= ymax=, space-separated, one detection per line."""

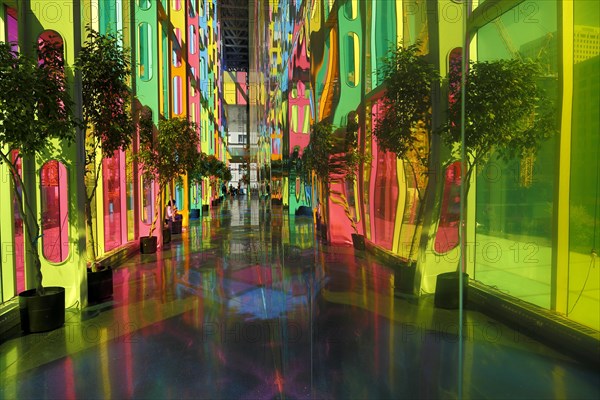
xmin=345 ymin=32 xmax=359 ymax=87
xmin=12 ymin=152 xmax=24 ymax=293
xmin=103 ymin=151 xmax=122 ymax=252
xmin=474 ymin=0 xmax=559 ymax=309
xmin=41 ymin=161 xmax=69 ymax=263
xmin=568 ymin=0 xmax=600 ymax=330
xmin=190 ymin=25 xmax=197 ymax=55
xmin=172 ymin=28 xmax=182 ymax=67
xmin=138 ymin=0 xmax=151 ymax=10
xmin=6 ymin=6 xmax=18 ymax=52
xmin=141 ymin=176 xmax=153 ymax=225
xmin=138 ymin=23 xmax=153 ymax=81
xmin=174 ymin=76 xmax=182 ymax=115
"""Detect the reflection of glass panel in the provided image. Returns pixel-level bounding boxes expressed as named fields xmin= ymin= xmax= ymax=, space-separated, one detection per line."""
xmin=189 ymin=25 xmax=196 ymax=55
xmin=162 ymin=28 xmax=169 ymax=115
xmin=126 ymin=150 xmax=135 ymax=241
xmin=346 ymin=33 xmax=359 ymax=87
xmin=138 ymin=23 xmax=152 ymax=81
xmin=172 ymin=28 xmax=182 ymax=67
xmin=173 ymin=76 xmax=182 ymax=114
xmin=434 ymin=162 xmax=461 ymax=254
xmin=141 ymin=176 xmax=153 ymax=225
xmin=344 ymin=0 xmax=357 ymax=20
xmin=568 ymin=0 xmax=600 ymax=331
xmin=41 ymin=160 xmax=69 ymax=263
xmin=138 ymin=0 xmax=151 ymax=10
xmin=103 ymin=151 xmax=122 ymax=252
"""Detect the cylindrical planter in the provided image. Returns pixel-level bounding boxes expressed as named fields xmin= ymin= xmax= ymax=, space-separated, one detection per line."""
xmin=395 ymin=265 xmax=416 ymax=294
xmin=171 ymin=220 xmax=182 ymax=234
xmin=190 ymin=209 xmax=200 ymax=219
xmin=162 ymin=227 xmax=171 ymax=244
xmin=88 ymin=267 xmax=113 ymax=304
xmin=140 ymin=236 xmax=158 ymax=254
xmin=434 ymin=271 xmax=469 ymax=309
xmin=351 ymin=233 xmax=366 ymax=250
xmin=19 ymin=286 xmax=65 ymax=333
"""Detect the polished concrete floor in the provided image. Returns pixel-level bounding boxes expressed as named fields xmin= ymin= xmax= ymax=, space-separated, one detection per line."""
xmin=1 ymin=197 xmax=599 ymax=399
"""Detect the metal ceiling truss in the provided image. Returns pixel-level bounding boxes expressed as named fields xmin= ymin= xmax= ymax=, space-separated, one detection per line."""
xmin=219 ymin=0 xmax=249 ymax=71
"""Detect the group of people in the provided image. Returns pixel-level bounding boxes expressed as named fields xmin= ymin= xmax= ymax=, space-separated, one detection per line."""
xmin=221 ymin=183 xmax=245 ymax=197
xmin=166 ymin=199 xmax=182 ymax=223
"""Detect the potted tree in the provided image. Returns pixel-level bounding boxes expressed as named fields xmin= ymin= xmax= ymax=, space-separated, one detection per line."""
xmin=136 ymin=116 xmax=200 ymax=253
xmin=435 ymin=56 xmax=557 ymax=308
xmin=372 ymin=43 xmax=439 ymax=293
xmin=75 ymin=28 xmax=133 ymax=303
xmin=302 ymin=117 xmax=363 ymax=246
xmin=188 ymin=152 xmax=207 ymax=219
xmin=205 ymin=155 xmax=230 ymax=205
xmin=0 ymin=40 xmax=79 ymax=332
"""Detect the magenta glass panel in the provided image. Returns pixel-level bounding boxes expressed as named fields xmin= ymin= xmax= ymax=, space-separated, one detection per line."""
xmin=6 ymin=6 xmax=18 ymax=51
xmin=369 ymin=99 xmax=399 ymax=251
xmin=12 ymin=152 xmax=25 ymax=293
xmin=434 ymin=161 xmax=462 ymax=253
xmin=41 ymin=160 xmax=69 ymax=263
xmin=103 ymin=151 xmax=122 ymax=251
xmin=372 ymin=148 xmax=398 ymax=251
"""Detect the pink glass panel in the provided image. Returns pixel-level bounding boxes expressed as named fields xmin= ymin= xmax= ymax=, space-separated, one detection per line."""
xmin=41 ymin=160 xmax=69 ymax=263
xmin=12 ymin=152 xmax=25 ymax=293
xmin=372 ymin=148 xmax=398 ymax=251
xmin=434 ymin=161 xmax=462 ymax=253
xmin=103 ymin=151 xmax=122 ymax=251
xmin=6 ymin=6 xmax=18 ymax=52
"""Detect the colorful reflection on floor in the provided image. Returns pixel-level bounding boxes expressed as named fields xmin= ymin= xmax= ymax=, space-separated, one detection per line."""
xmin=1 ymin=197 xmax=598 ymax=399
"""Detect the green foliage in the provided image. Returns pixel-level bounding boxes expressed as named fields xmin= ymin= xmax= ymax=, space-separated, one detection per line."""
xmin=373 ymin=43 xmax=439 ymax=158
xmin=440 ymin=58 xmax=557 ymax=173
xmin=76 ymin=27 xmax=133 ymax=158
xmin=0 ymin=42 xmax=77 ymax=155
xmin=136 ymin=116 xmax=200 ymax=235
xmin=189 ymin=152 xmax=229 ymax=184
xmin=137 ymin=117 xmax=200 ymax=190
xmin=0 ymin=41 xmax=78 ymax=294
xmin=302 ymin=120 xmax=362 ymax=183
xmin=192 ymin=153 xmax=229 ymax=183
xmin=75 ymin=27 xmax=133 ymax=268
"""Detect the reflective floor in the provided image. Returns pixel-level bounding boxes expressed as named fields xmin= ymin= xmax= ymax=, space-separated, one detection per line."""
xmin=1 ymin=197 xmax=599 ymax=399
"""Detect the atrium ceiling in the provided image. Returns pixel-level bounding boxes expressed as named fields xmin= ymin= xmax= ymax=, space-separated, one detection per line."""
xmin=220 ymin=0 xmax=249 ymax=71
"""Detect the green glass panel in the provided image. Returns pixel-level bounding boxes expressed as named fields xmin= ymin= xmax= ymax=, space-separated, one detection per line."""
xmin=568 ymin=0 xmax=600 ymax=330
xmin=474 ymin=0 xmax=559 ymax=309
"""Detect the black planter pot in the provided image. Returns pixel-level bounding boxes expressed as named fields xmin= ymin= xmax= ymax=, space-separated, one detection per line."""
xmin=202 ymin=204 xmax=209 ymax=212
xmin=190 ymin=209 xmax=200 ymax=219
xmin=434 ymin=271 xmax=469 ymax=309
xmin=351 ymin=233 xmax=366 ymax=250
xmin=395 ymin=265 xmax=416 ymax=295
xmin=88 ymin=267 xmax=113 ymax=304
xmin=171 ymin=220 xmax=182 ymax=234
xmin=163 ymin=227 xmax=171 ymax=244
xmin=295 ymin=205 xmax=313 ymax=217
xmin=19 ymin=286 xmax=65 ymax=333
xmin=140 ymin=236 xmax=158 ymax=254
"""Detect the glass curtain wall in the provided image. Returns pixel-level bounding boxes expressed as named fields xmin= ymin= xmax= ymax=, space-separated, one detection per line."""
xmin=472 ymin=0 xmax=599 ymax=331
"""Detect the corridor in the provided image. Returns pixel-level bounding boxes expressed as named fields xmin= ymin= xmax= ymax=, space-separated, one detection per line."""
xmin=1 ymin=197 xmax=598 ymax=399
